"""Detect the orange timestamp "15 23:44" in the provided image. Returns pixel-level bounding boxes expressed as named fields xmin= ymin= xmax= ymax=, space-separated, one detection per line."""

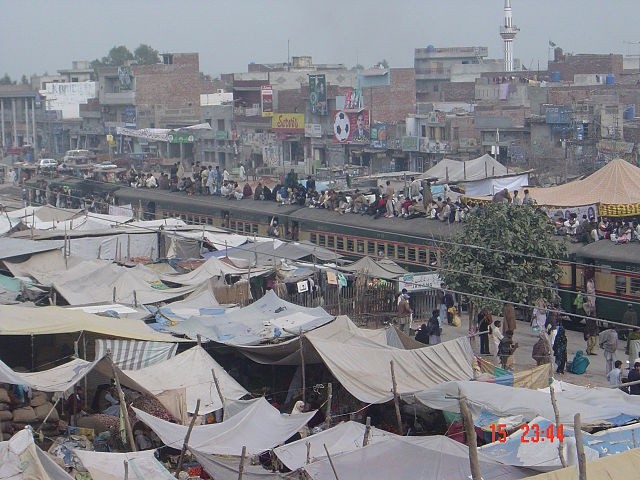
xmin=490 ymin=423 xmax=565 ymax=443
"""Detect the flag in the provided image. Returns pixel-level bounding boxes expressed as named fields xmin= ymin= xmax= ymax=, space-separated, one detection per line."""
xmin=549 ymin=40 xmax=557 ymax=48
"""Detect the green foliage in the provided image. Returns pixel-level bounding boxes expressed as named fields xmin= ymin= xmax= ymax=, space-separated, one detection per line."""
xmin=91 ymin=45 xmax=134 ymax=67
xmin=20 ymin=75 xmax=29 ymax=85
xmin=134 ymin=44 xmax=160 ymax=65
xmin=0 ymin=74 xmax=15 ymax=85
xmin=441 ymin=203 xmax=567 ymax=312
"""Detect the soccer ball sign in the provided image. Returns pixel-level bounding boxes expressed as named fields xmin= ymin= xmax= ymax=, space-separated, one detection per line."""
xmin=334 ymin=111 xmax=350 ymax=142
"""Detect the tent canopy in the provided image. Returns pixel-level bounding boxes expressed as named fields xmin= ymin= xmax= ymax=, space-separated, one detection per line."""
xmin=517 ymin=158 xmax=640 ymax=208
xmin=420 ymin=154 xmax=510 ymax=183
xmin=0 ymin=430 xmax=75 ymax=480
xmin=123 ymin=345 xmax=248 ymax=414
xmin=338 ymin=256 xmax=408 ymax=280
xmin=0 ymin=304 xmax=189 ymax=342
xmin=133 ymin=398 xmax=316 ymax=455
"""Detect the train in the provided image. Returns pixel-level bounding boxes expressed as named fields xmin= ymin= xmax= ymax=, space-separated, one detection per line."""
xmin=24 ymin=177 xmax=640 ymax=326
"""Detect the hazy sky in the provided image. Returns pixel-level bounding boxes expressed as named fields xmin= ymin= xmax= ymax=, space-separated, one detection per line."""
xmin=1 ymin=0 xmax=639 ymax=80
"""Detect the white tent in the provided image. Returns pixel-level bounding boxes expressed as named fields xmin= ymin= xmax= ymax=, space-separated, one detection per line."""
xmin=411 ymin=380 xmax=640 ymax=425
xmin=123 ymin=346 xmax=248 ymax=415
xmin=420 ymin=154 xmax=530 ymax=196
xmin=0 ymin=430 xmax=74 ymax=480
xmin=160 ymin=256 xmax=270 ymax=286
xmin=73 ymin=449 xmax=174 ymax=480
xmin=132 ymin=398 xmax=316 ymax=455
xmin=302 ymin=435 xmax=530 ymax=480
xmin=273 ymin=421 xmax=393 ymax=471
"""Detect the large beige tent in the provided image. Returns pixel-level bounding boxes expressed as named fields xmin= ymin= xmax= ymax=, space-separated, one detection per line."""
xmin=527 ymin=159 xmax=640 ymax=217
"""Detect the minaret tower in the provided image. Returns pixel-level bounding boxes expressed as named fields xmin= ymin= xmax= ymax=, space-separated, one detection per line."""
xmin=499 ymin=0 xmax=519 ymax=72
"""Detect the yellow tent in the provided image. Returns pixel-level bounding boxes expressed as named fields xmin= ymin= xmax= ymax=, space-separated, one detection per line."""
xmin=527 ymin=447 xmax=640 ymax=479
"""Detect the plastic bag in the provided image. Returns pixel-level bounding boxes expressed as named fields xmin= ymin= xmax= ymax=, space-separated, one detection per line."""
xmin=451 ymin=314 xmax=461 ymax=327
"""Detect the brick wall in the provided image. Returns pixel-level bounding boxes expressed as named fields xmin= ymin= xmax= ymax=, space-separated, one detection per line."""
xmin=362 ymin=68 xmax=415 ymax=123
xmin=440 ymin=82 xmax=475 ymax=102
xmin=548 ymin=54 xmax=624 ymax=81
xmin=133 ymin=53 xmax=201 ymax=127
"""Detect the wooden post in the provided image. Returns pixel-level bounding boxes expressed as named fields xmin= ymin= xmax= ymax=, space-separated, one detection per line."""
xmin=133 ymin=290 xmax=137 ymax=308
xmin=574 ymin=413 xmax=587 ymax=480
xmin=299 ymin=330 xmax=306 ymax=403
xmin=124 ymin=460 xmax=129 ymax=480
xmin=176 ymin=398 xmax=201 ymax=476
xmin=323 ymin=444 xmax=341 ymax=480
xmin=459 ymin=392 xmax=482 ymax=480
xmin=324 ymin=383 xmax=333 ymax=428
xmin=108 ymin=354 xmax=137 ymax=452
xmin=237 ymin=445 xmax=247 ymax=480
xmin=211 ymin=368 xmax=225 ymax=415
xmin=113 ymin=286 xmax=116 ymax=303
xmin=306 ymin=441 xmax=311 ymax=464
xmin=363 ymin=417 xmax=372 ymax=446
xmin=549 ymin=385 xmax=567 ymax=468
xmin=390 ymin=361 xmax=403 ymax=435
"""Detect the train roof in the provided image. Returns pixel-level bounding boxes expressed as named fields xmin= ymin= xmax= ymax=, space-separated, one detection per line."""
xmin=572 ymin=240 xmax=640 ymax=264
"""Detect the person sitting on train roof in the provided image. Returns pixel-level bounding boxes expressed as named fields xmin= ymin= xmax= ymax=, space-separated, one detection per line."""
xmin=633 ymin=221 xmax=640 ymax=242
xmin=242 ymin=182 xmax=252 ymax=199
xmin=399 ymin=196 xmax=413 ymax=218
xmin=254 ymin=182 xmax=264 ymax=200
xmin=233 ymin=182 xmax=244 ymax=200
xmin=352 ymin=190 xmax=366 ymax=214
xmin=145 ymin=173 xmax=157 ymax=189
xmin=220 ymin=180 xmax=233 ymax=198
xmin=598 ymin=218 xmax=612 ymax=239
xmin=373 ymin=194 xmax=387 ymax=219
xmin=159 ymin=173 xmax=169 ymax=190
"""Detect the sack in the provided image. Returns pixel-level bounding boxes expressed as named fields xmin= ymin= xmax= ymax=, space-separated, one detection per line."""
xmin=0 ymin=388 xmax=9 ymax=404
xmin=34 ymin=402 xmax=59 ymax=423
xmin=0 ymin=410 xmax=12 ymax=422
xmin=12 ymin=406 xmax=36 ymax=423
xmin=451 ymin=314 xmax=462 ymax=327
xmin=30 ymin=391 xmax=48 ymax=408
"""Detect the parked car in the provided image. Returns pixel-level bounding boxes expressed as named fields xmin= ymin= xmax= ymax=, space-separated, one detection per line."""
xmin=39 ymin=158 xmax=58 ymax=170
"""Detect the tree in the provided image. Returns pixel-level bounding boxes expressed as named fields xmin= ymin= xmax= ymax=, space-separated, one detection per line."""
xmin=20 ymin=75 xmax=29 ymax=85
xmin=441 ymin=203 xmax=567 ymax=314
xmin=376 ymin=59 xmax=389 ymax=69
xmin=134 ymin=44 xmax=160 ymax=65
xmin=0 ymin=74 xmax=15 ymax=85
xmin=91 ymin=45 xmax=134 ymax=67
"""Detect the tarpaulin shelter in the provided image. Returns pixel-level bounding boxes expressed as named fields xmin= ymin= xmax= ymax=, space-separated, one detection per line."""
xmin=132 ymin=397 xmax=316 ymax=455
xmin=411 ymin=380 xmax=640 ymax=425
xmin=273 ymin=421 xmax=394 ymax=471
xmin=123 ymin=345 xmax=248 ymax=415
xmin=73 ymin=449 xmax=174 ymax=480
xmin=234 ymin=316 xmax=474 ymax=404
xmin=0 ymin=430 xmax=74 ymax=480
xmin=234 ymin=315 xmax=427 ymax=365
xmin=301 ymin=435 xmax=531 ymax=480
xmin=168 ymin=289 xmax=334 ymax=345
xmin=160 ymin=256 xmax=271 ymax=286
xmin=419 ymin=154 xmax=530 ymax=196
xmin=338 ymin=256 xmax=408 ymax=280
xmin=0 ymin=305 xmax=188 ymax=342
xmin=527 ymin=448 xmax=640 ymax=480
xmin=52 ymin=262 xmax=196 ymax=306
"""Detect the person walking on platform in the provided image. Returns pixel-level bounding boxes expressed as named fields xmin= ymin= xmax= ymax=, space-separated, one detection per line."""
xmin=599 ymin=326 xmax=619 ymax=376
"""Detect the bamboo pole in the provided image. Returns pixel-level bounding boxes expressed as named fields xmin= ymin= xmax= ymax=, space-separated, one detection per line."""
xmin=324 ymin=383 xmax=332 ymax=428
xmin=363 ymin=417 xmax=372 ymax=446
xmin=549 ymin=385 xmax=567 ymax=468
xmin=390 ymin=361 xmax=403 ymax=435
xmin=306 ymin=441 xmax=311 ymax=464
xmin=107 ymin=354 xmax=136 ymax=452
xmin=176 ymin=398 xmax=201 ymax=476
xmin=459 ymin=392 xmax=482 ymax=480
xmin=300 ymin=330 xmax=306 ymax=403
xmin=237 ymin=445 xmax=247 ymax=480
xmin=211 ymin=368 xmax=225 ymax=416
xmin=574 ymin=413 xmax=587 ymax=480
xmin=124 ymin=460 xmax=129 ymax=480
xmin=323 ymin=444 xmax=341 ymax=480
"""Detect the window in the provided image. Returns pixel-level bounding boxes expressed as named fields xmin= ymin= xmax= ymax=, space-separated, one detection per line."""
xmin=347 ymin=239 xmax=354 ymax=252
xmin=357 ymin=240 xmax=364 ymax=253
xmin=615 ymin=276 xmax=627 ymax=295
xmin=421 ymin=125 xmax=427 ymax=137
xmin=408 ymin=247 xmax=416 ymax=262
xmin=387 ymin=244 xmax=396 ymax=258
xmin=217 ymin=119 xmax=225 ymax=130
xmin=397 ymin=246 xmax=406 ymax=260
xmin=418 ymin=249 xmax=427 ymax=264
xmin=319 ymin=235 xmax=326 ymax=247
xmin=244 ymin=224 xmax=251 ymax=234
xmin=429 ymin=126 xmax=436 ymax=138
xmin=327 ymin=236 xmax=335 ymax=249
xmin=337 ymin=237 xmax=344 ymax=251
xmin=429 ymin=251 xmax=439 ymax=266
xmin=631 ymin=277 xmax=640 ymax=296
xmin=252 ymin=224 xmax=258 ymax=235
xmin=367 ymin=241 xmax=375 ymax=255
xmin=310 ymin=233 xmax=317 ymax=244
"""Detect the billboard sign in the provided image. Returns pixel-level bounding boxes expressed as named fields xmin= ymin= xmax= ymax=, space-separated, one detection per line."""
xmin=370 ymin=123 xmax=387 ymax=149
xmin=271 ymin=113 xmax=305 ymax=133
xmin=309 ymin=74 xmax=327 ymax=115
xmin=332 ymin=110 xmax=369 ymax=144
xmin=261 ymin=85 xmax=273 ymax=117
xmin=401 ymin=136 xmax=419 ymax=152
xmin=167 ymin=132 xmax=195 ymax=144
xmin=305 ymin=123 xmax=322 ymax=138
